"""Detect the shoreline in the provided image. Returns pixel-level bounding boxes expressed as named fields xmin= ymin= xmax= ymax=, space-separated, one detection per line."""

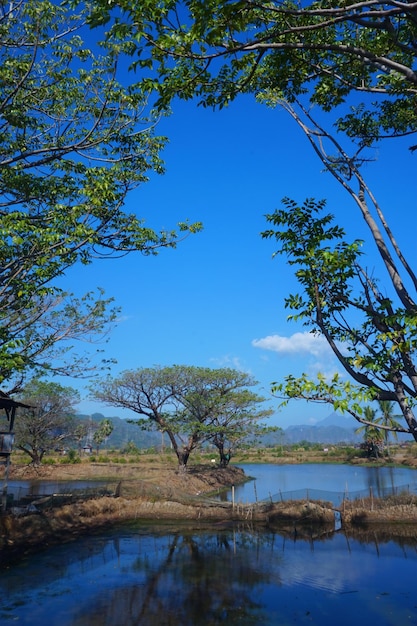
xmin=1 ymin=461 xmax=417 ymax=561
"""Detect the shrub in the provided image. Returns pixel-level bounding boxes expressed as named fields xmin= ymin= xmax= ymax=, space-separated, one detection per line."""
xmin=67 ymin=449 xmax=81 ymax=464
xmin=43 ymin=457 xmax=56 ymax=465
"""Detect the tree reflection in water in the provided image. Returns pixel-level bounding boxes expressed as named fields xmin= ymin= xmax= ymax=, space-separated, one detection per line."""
xmin=71 ymin=529 xmax=276 ymax=626
xmin=1 ymin=524 xmax=417 ymax=626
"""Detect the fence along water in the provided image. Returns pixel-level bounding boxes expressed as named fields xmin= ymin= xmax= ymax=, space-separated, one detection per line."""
xmin=260 ymin=483 xmax=417 ymax=507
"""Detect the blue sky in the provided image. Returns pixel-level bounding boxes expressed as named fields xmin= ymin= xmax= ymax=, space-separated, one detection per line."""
xmin=58 ymin=94 xmax=416 ymax=428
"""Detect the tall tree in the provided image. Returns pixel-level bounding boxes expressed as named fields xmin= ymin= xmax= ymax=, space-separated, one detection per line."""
xmin=169 ymin=366 xmax=274 ymax=468
xmin=15 ymin=379 xmax=79 ymax=464
xmin=91 ymin=366 xmax=185 ymax=466
xmin=375 ymin=400 xmax=402 ymax=454
xmin=91 ymin=365 xmax=273 ymax=470
xmin=0 ymin=0 xmax=200 ymax=390
xmin=355 ymin=406 xmax=384 ymax=459
xmin=93 ymin=417 xmax=114 ymax=453
xmin=89 ymin=0 xmax=417 ymax=440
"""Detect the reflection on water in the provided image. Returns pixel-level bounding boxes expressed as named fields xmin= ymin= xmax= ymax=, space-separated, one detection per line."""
xmin=1 ymin=523 xmax=416 ymax=626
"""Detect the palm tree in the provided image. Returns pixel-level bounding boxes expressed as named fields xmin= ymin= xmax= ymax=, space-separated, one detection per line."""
xmin=355 ymin=406 xmax=384 ymax=458
xmin=375 ymin=401 xmax=402 ymax=457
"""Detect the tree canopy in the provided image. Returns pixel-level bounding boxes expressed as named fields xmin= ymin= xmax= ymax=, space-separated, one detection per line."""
xmin=93 ymin=417 xmax=114 ymax=452
xmin=0 ymin=0 xmax=201 ymax=390
xmin=93 ymin=0 xmax=417 ymax=142
xmin=91 ymin=365 xmax=274 ymax=469
xmin=88 ymin=1 xmax=417 ymax=441
xmin=15 ymin=379 xmax=79 ymax=464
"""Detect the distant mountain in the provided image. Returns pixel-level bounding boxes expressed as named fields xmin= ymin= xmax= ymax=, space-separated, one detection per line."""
xmin=280 ymin=411 xmax=410 ymax=445
xmin=76 ymin=413 xmax=161 ymax=450
xmin=316 ymin=412 xmax=355 ymax=428
xmin=283 ymin=422 xmax=361 ymax=445
xmin=259 ymin=412 xmax=362 ymax=446
xmin=76 ymin=410 xmax=409 ymax=450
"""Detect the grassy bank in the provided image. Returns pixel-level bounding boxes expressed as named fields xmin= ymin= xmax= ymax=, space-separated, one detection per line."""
xmin=1 ymin=445 xmax=417 ymax=561
xmin=8 ymin=440 xmax=417 ymax=473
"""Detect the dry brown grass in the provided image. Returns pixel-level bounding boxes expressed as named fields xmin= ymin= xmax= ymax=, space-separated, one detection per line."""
xmin=2 ymin=451 xmax=417 ymax=561
xmin=341 ymin=493 xmax=417 ymax=526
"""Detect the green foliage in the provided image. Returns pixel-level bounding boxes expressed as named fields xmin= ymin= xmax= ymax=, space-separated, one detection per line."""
xmin=123 ymin=441 xmax=141 ymax=455
xmin=15 ymin=379 xmax=79 ymax=464
xmin=42 ymin=457 xmax=56 ymax=465
xmin=0 ymin=0 xmax=201 ymax=388
xmin=93 ymin=418 xmax=114 ymax=451
xmin=266 ymin=198 xmax=417 ymax=439
xmin=92 ymin=365 xmax=275 ymax=468
xmin=94 ymin=0 xmax=417 ymax=144
xmin=66 ymin=449 xmax=81 ymax=464
xmin=263 ymin=198 xmax=363 ymax=324
xmin=86 ymin=2 xmax=417 ymax=440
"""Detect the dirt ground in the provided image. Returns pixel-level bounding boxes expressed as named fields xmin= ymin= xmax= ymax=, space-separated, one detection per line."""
xmin=8 ymin=461 xmax=247 ymax=497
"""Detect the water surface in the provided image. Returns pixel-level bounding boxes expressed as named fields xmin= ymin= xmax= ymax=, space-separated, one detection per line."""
xmin=2 ymin=464 xmax=417 ymax=625
xmin=0 ymin=524 xmax=416 ymax=626
xmin=227 ymin=463 xmax=417 ymax=505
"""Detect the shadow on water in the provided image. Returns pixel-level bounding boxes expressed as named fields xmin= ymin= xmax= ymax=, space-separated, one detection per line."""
xmin=1 ymin=521 xmax=417 ymax=626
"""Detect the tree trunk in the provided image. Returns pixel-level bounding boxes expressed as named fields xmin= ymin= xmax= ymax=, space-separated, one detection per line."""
xmin=30 ymin=450 xmax=42 ymax=465
xmin=219 ymin=450 xmax=231 ymax=468
xmin=394 ymin=377 xmax=417 ymax=443
xmin=176 ymin=450 xmax=190 ymax=472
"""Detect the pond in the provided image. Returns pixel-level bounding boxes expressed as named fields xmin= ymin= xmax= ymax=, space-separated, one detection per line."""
xmin=225 ymin=463 xmax=417 ymax=506
xmin=1 ymin=464 xmax=417 ymax=625
xmin=0 ymin=523 xmax=416 ymax=625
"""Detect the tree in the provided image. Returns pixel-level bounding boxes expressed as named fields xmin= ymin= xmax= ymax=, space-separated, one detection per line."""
xmin=15 ymin=380 xmax=79 ymax=464
xmin=93 ymin=0 xmax=417 ymax=140
xmin=262 ymin=199 xmax=417 ymax=441
xmin=72 ymin=422 xmax=89 ymax=455
xmin=205 ymin=389 xmax=274 ymax=467
xmin=91 ymin=365 xmax=179 ymax=458
xmin=93 ymin=418 xmax=114 ymax=453
xmin=91 ymin=365 xmax=273 ymax=470
xmin=355 ymin=406 xmax=383 ymax=459
xmin=0 ymin=0 xmax=201 ymax=390
xmin=89 ymin=1 xmax=417 ymax=441
xmin=375 ymin=400 xmax=402 ymax=455
xmin=2 ymin=289 xmax=120 ymax=393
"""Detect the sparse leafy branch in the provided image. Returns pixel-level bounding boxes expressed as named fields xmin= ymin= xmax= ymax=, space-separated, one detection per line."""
xmin=93 ymin=417 xmax=114 ymax=452
xmin=1 ymin=289 xmax=119 ymax=393
xmin=264 ymin=198 xmax=417 ymax=439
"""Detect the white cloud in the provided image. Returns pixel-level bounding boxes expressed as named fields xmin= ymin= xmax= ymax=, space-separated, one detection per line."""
xmin=252 ymin=332 xmax=332 ymax=357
